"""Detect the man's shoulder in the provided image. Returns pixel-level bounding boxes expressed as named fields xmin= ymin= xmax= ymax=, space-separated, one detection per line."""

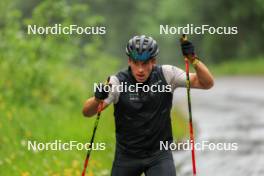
xmin=161 ymin=65 xmax=183 ymax=74
xmin=161 ymin=64 xmax=179 ymax=70
xmin=108 ymin=75 xmax=119 ymax=84
xmin=160 ymin=64 xmax=186 ymax=86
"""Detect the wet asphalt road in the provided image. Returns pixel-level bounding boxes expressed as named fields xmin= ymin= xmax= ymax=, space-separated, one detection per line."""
xmin=172 ymin=77 xmax=264 ymax=176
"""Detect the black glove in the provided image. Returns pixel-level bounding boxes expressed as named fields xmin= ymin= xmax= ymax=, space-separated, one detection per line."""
xmin=94 ymin=83 xmax=110 ymax=100
xmin=181 ymin=41 xmax=195 ymax=56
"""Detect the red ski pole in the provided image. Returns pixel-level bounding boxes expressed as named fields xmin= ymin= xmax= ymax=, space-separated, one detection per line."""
xmin=182 ymin=34 xmax=197 ymax=176
xmin=81 ymin=102 xmax=103 ymax=176
xmin=82 ymin=78 xmax=109 ymax=176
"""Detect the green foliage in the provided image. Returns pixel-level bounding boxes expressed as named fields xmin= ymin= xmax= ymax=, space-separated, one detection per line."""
xmin=87 ymin=0 xmax=264 ymax=65
xmin=0 ymin=0 xmax=119 ymax=175
xmin=212 ymin=57 xmax=264 ymax=76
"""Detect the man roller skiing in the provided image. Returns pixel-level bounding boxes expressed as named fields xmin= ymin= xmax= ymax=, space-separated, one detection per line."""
xmin=82 ymin=35 xmax=214 ymax=176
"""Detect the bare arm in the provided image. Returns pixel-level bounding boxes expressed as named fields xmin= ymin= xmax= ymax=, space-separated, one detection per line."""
xmin=82 ymin=97 xmax=108 ymax=117
xmin=189 ymin=58 xmax=214 ymax=89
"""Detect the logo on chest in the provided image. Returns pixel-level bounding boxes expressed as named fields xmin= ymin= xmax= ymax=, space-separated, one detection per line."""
xmin=129 ymin=93 xmax=140 ymax=101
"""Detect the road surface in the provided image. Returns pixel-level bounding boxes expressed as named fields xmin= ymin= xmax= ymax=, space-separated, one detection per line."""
xmin=173 ymin=77 xmax=264 ymax=176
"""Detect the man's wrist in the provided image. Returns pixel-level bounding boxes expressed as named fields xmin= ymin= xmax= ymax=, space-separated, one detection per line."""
xmin=191 ymin=57 xmax=200 ymax=67
xmin=94 ymin=97 xmax=102 ymax=103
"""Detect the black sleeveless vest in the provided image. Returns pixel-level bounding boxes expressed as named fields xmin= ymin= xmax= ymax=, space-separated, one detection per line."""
xmin=114 ymin=65 xmax=173 ymax=156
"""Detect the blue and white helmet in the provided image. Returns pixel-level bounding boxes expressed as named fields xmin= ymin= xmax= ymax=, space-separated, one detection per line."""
xmin=126 ymin=35 xmax=159 ymax=61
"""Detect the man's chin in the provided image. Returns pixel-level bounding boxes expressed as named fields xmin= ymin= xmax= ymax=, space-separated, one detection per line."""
xmin=135 ymin=78 xmax=146 ymax=83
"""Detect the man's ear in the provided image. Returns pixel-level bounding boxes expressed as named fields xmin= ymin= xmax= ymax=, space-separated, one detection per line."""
xmin=128 ymin=58 xmax=132 ymax=66
xmin=151 ymin=58 xmax=157 ymax=65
